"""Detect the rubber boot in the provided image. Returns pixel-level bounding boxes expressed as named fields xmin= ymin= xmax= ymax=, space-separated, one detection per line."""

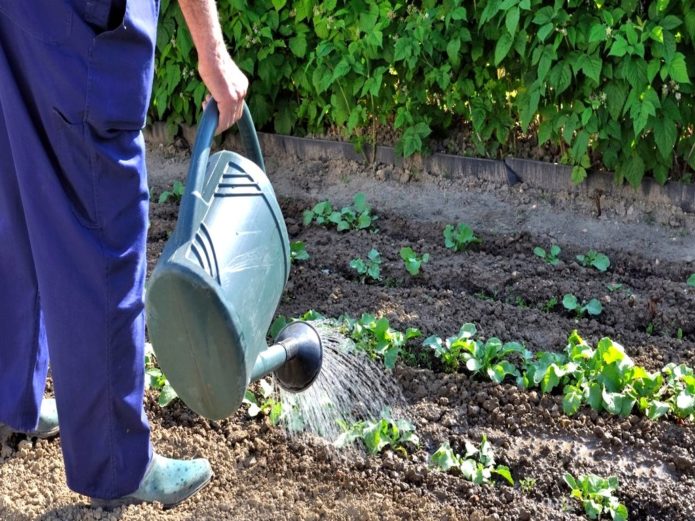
xmin=91 ymin=453 xmax=213 ymax=510
xmin=0 ymin=399 xmax=60 ymax=439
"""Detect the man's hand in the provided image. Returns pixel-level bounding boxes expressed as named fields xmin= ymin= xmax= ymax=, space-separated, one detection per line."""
xmin=178 ymin=0 xmax=248 ymax=134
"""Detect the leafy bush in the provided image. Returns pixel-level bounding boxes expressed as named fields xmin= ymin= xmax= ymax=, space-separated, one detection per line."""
xmin=152 ymin=0 xmax=695 ymax=185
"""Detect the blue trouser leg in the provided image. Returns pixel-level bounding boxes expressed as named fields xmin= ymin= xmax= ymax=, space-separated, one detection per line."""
xmin=0 ymin=0 xmax=159 ymax=499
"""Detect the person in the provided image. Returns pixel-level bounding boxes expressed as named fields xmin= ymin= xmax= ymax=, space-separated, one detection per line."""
xmin=0 ymin=0 xmax=247 ymax=508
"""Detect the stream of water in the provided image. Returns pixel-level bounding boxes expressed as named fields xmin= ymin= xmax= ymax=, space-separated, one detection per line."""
xmin=275 ymin=320 xmax=407 ymax=442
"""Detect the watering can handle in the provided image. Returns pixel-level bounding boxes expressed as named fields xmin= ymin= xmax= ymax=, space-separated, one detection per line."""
xmin=176 ymin=99 xmax=266 ymax=240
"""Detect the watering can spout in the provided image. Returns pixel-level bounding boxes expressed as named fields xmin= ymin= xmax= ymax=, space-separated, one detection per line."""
xmin=250 ymin=321 xmax=323 ymax=392
xmin=146 ymin=100 xmax=323 ymax=421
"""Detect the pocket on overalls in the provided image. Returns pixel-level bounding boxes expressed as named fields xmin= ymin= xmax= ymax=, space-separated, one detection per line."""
xmin=50 ymin=108 xmax=101 ymax=228
xmin=0 ymin=0 xmax=72 ymax=44
xmin=85 ymin=0 xmax=158 ymax=134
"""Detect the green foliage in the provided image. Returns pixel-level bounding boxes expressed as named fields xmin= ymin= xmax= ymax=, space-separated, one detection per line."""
xmin=158 ymin=180 xmax=185 ymax=204
xmin=144 ymin=344 xmax=178 ymax=407
xmin=688 ymin=273 xmax=695 ymax=286
xmin=342 ymin=313 xmax=421 ymax=369
xmin=443 ymin=223 xmax=480 ymax=252
xmin=563 ymin=294 xmax=603 ymax=317
xmin=243 ymin=378 xmax=283 ymax=425
xmin=290 ymin=240 xmax=309 ymax=262
xmin=519 ymin=477 xmax=537 ymax=494
xmin=564 ymin=472 xmax=628 ymax=521
xmin=577 ymin=250 xmax=611 ymax=272
xmin=350 ymin=248 xmax=382 ymax=282
xmin=542 ymin=296 xmax=559 ymax=312
xmin=534 ymin=244 xmax=561 ymax=266
xmin=335 ymin=413 xmax=419 ymax=455
xmin=423 ymin=324 xmax=527 ymax=382
xmin=268 ymin=309 xmax=325 ymax=339
xmin=152 ymin=0 xmax=695 ymax=184
xmin=400 ymin=247 xmax=430 ymax=276
xmin=430 ymin=436 xmax=514 ymax=486
xmin=303 ymin=193 xmax=376 ymax=232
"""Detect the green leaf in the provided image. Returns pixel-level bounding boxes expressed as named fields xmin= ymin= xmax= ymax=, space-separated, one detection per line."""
xmin=572 ymin=165 xmax=588 ymax=185
xmin=494 ymin=33 xmax=514 ymax=65
xmin=271 ymin=0 xmax=286 ymax=9
xmin=493 ymin=465 xmax=515 ymax=485
xmin=506 ymin=7 xmax=520 ymax=35
xmin=688 ymin=274 xmax=695 ymax=286
xmin=589 ymin=24 xmax=606 ymax=43
xmin=622 ymin=153 xmax=645 ymax=189
xmin=563 ymin=386 xmax=583 ymax=415
xmin=583 ymin=55 xmax=602 ymax=84
xmin=289 ymin=35 xmax=307 ymax=57
xmin=669 ymin=53 xmax=690 ymax=83
xmin=563 ymin=294 xmax=578 ymax=310
xmin=447 ymin=39 xmax=461 ymax=66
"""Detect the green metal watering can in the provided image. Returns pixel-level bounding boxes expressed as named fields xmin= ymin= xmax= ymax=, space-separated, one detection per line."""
xmin=146 ymin=100 xmax=322 ymax=420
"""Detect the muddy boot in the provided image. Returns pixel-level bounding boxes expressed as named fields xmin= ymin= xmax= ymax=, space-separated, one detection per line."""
xmin=91 ymin=453 xmax=213 ymax=510
xmin=0 ymin=398 xmax=60 ymax=439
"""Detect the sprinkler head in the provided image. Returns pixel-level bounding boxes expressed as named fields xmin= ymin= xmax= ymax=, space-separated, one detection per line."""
xmin=273 ymin=321 xmax=323 ymax=393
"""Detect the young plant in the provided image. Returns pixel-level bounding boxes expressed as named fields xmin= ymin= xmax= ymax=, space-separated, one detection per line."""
xmin=688 ymin=274 xmax=695 ymax=287
xmin=423 ymin=323 xmax=478 ymax=373
xmin=243 ymin=378 xmax=283 ymax=425
xmin=519 ymin=477 xmax=537 ymax=494
xmin=334 ymin=414 xmax=419 ymax=455
xmin=303 ymin=193 xmax=376 ymax=232
xmin=424 ymin=323 xmax=527 ymax=383
xmin=563 ymin=294 xmax=603 ymax=317
xmin=534 ymin=244 xmax=561 ymax=266
xmin=430 ymin=436 xmax=514 ymax=486
xmin=158 ymin=180 xmax=185 ymax=204
xmin=662 ymin=363 xmax=695 ymax=421
xmin=290 ymin=240 xmax=309 ymax=262
xmin=144 ymin=343 xmax=178 ymax=407
xmin=349 ymin=248 xmax=382 ymax=282
xmin=443 ymin=223 xmax=480 ymax=252
xmin=564 ymin=472 xmax=628 ymax=521
xmin=577 ymin=250 xmax=611 ymax=272
xmin=343 ymin=314 xmax=421 ymax=369
xmin=542 ymin=296 xmax=559 ymax=312
xmin=400 ymin=247 xmax=430 ymax=276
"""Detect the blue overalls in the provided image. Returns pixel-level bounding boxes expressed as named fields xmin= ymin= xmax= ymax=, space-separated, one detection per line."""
xmin=0 ymin=0 xmax=159 ymax=499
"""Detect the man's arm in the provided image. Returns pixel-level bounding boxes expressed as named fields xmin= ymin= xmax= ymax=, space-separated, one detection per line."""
xmin=178 ymin=0 xmax=248 ymax=134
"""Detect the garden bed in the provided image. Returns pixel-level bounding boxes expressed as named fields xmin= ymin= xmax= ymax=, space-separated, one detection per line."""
xmin=1 ymin=147 xmax=694 ymax=520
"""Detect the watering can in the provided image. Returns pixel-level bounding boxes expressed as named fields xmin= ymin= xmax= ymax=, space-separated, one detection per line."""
xmin=146 ymin=100 xmax=322 ymax=420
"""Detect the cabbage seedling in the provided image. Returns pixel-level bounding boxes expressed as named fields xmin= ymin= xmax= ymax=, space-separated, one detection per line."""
xmin=158 ymin=180 xmax=185 ymax=204
xmin=576 ymin=250 xmax=610 ymax=272
xmin=334 ymin=414 xmax=419 ymax=455
xmin=688 ymin=273 xmax=695 ymax=287
xmin=349 ymin=248 xmax=382 ymax=282
xmin=564 ymin=472 xmax=627 ymax=521
xmin=243 ymin=378 xmax=283 ymax=425
xmin=563 ymin=294 xmax=603 ymax=317
xmin=144 ymin=343 xmax=178 ymax=407
xmin=400 ymin=246 xmax=430 ymax=276
xmin=430 ymin=436 xmax=514 ymax=486
xmin=534 ymin=244 xmax=561 ymax=266
xmin=303 ymin=193 xmax=377 ymax=231
xmin=290 ymin=240 xmax=309 ymax=262
xmin=443 ymin=223 xmax=480 ymax=251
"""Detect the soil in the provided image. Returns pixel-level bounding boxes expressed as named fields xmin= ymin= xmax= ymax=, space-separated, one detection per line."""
xmin=1 ymin=143 xmax=694 ymax=520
